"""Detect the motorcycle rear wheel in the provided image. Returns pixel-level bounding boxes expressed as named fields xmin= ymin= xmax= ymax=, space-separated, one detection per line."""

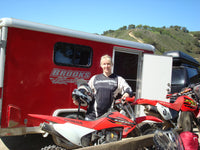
xmin=41 ymin=145 xmax=66 ymax=150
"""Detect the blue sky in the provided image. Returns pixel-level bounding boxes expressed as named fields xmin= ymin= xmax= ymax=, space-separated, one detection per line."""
xmin=0 ymin=0 xmax=199 ymax=34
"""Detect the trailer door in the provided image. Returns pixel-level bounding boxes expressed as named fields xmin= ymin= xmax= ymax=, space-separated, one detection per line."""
xmin=136 ymin=54 xmax=172 ymax=116
xmin=0 ymin=27 xmax=7 ymax=123
xmin=140 ymin=54 xmax=172 ymax=100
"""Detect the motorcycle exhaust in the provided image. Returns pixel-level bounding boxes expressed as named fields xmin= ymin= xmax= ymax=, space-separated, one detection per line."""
xmin=40 ymin=123 xmax=64 ymax=138
xmin=144 ymin=105 xmax=158 ymax=114
xmin=41 ymin=123 xmax=53 ymax=133
xmin=40 ymin=123 xmax=79 ymax=149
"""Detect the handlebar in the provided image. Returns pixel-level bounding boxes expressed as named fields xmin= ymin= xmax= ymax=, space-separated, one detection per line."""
xmin=166 ymin=87 xmax=193 ymax=99
xmin=114 ymin=97 xmax=136 ymax=121
xmin=114 ymin=97 xmax=135 ymax=105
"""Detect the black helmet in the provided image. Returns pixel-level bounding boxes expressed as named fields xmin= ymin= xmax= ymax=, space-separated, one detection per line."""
xmin=72 ymin=79 xmax=93 ymax=106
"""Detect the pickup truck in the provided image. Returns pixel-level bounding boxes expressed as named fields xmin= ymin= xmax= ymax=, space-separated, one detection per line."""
xmin=164 ymin=51 xmax=200 ymax=93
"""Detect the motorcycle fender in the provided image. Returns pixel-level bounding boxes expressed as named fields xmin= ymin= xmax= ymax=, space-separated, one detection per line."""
xmin=53 ymin=122 xmax=95 ymax=146
xmin=136 ymin=116 xmax=163 ymax=123
xmin=28 ymin=114 xmax=68 ymax=123
xmin=156 ymin=103 xmax=172 ymax=120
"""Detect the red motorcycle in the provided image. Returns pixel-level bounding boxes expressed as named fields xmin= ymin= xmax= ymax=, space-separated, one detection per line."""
xmin=134 ymin=83 xmax=200 ymax=132
xmin=28 ymin=81 xmax=162 ymax=150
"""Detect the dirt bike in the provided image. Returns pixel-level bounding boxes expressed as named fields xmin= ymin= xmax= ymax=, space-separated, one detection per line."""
xmin=28 ymin=80 xmax=163 ymax=149
xmin=134 ymin=83 xmax=200 ymax=133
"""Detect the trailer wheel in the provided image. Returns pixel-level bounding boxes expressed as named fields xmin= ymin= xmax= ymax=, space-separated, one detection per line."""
xmin=41 ymin=145 xmax=66 ymax=150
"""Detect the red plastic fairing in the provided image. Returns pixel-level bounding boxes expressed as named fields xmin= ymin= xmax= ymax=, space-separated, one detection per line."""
xmin=135 ymin=116 xmax=163 ymax=124
xmin=28 ymin=114 xmax=68 ymax=124
xmin=134 ymin=99 xmax=159 ymax=106
xmin=158 ymin=96 xmax=197 ymax=111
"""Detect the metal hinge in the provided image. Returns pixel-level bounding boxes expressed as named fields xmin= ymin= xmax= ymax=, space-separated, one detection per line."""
xmin=0 ymin=40 xmax=6 ymax=48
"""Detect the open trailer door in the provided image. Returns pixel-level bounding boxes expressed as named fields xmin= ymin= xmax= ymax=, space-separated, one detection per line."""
xmin=0 ymin=27 xmax=7 ymax=122
xmin=136 ymin=54 xmax=173 ymax=116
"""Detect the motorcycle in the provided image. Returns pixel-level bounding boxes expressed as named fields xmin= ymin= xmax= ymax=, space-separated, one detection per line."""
xmin=28 ymin=80 xmax=163 ymax=149
xmin=134 ymin=83 xmax=200 ymax=132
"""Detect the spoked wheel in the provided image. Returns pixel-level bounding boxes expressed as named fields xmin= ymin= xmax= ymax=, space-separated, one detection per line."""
xmin=41 ymin=145 xmax=66 ymax=150
xmin=139 ymin=123 xmax=163 ymax=135
xmin=178 ymin=111 xmax=193 ymax=132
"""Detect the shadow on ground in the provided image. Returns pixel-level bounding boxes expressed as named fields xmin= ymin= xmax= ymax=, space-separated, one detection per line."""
xmin=0 ymin=134 xmax=54 ymax=150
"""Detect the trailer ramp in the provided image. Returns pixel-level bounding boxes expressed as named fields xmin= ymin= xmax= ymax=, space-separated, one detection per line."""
xmin=78 ymin=134 xmax=154 ymax=150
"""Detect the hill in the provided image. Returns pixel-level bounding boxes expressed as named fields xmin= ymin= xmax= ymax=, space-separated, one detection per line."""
xmin=102 ymin=25 xmax=200 ymax=62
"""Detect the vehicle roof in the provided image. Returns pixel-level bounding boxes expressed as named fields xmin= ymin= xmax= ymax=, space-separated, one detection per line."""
xmin=164 ymin=51 xmax=200 ymax=67
xmin=0 ymin=18 xmax=155 ymax=52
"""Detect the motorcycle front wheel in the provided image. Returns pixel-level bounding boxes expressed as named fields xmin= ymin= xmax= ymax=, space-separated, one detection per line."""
xmin=178 ymin=111 xmax=193 ymax=132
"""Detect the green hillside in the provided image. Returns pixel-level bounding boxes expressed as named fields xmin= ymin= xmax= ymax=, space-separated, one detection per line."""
xmin=102 ymin=25 xmax=200 ymax=62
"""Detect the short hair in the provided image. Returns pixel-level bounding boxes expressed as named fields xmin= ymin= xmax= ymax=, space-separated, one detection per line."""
xmin=100 ymin=54 xmax=113 ymax=65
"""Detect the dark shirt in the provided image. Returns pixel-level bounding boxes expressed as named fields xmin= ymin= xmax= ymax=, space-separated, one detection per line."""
xmin=86 ymin=73 xmax=132 ymax=119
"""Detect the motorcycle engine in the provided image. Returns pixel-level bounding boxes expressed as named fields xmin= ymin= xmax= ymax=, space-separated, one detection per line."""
xmin=106 ymin=130 xmax=119 ymax=142
xmin=81 ymin=128 xmax=122 ymax=146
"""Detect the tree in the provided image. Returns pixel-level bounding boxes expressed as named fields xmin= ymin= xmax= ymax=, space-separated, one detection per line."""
xmin=174 ymin=25 xmax=181 ymax=31
xmin=182 ymin=27 xmax=189 ymax=33
xmin=118 ymin=26 xmax=127 ymax=31
xmin=128 ymin=24 xmax=135 ymax=30
xmin=136 ymin=24 xmax=143 ymax=29
xmin=143 ymin=25 xmax=150 ymax=30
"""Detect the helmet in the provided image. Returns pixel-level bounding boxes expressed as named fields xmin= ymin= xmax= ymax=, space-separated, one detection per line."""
xmin=72 ymin=80 xmax=93 ymax=106
xmin=153 ymin=130 xmax=184 ymax=150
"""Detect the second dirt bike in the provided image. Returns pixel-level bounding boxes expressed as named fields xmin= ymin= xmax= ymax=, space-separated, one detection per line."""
xmin=134 ymin=83 xmax=200 ymax=132
xmin=28 ymin=81 xmax=162 ymax=149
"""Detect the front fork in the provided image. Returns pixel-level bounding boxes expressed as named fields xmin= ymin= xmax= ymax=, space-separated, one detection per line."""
xmin=193 ymin=115 xmax=200 ymax=131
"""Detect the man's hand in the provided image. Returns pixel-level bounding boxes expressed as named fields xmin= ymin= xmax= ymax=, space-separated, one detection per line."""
xmin=121 ymin=93 xmax=130 ymax=100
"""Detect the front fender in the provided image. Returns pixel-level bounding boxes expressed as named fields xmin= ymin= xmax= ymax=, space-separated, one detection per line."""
xmin=135 ymin=116 xmax=163 ymax=124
